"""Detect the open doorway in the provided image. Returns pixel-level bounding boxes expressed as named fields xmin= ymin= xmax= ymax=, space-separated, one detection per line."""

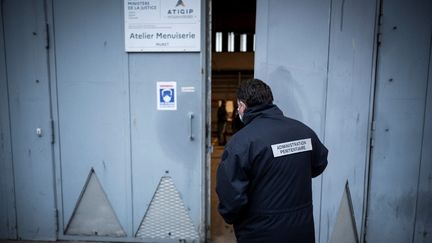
xmin=210 ymin=1 xmax=256 ymax=242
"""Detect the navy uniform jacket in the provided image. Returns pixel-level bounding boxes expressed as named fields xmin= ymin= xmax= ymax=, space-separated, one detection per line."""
xmin=216 ymin=104 xmax=328 ymax=243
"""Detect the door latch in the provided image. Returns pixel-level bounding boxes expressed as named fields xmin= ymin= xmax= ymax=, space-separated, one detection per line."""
xmin=36 ymin=128 xmax=43 ymax=137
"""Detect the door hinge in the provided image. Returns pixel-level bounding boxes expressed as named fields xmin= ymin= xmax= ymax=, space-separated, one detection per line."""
xmin=377 ymin=33 xmax=382 ymax=46
xmin=45 ymin=23 xmax=50 ymax=49
xmin=376 ymin=1 xmax=383 ymax=47
xmin=370 ymin=120 xmax=376 ymax=148
xmin=378 ymin=6 xmax=383 ymax=26
xmin=50 ymin=119 xmax=55 ymax=144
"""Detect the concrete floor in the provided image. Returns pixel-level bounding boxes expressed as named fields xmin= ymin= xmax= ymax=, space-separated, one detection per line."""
xmin=210 ymin=144 xmax=236 ymax=243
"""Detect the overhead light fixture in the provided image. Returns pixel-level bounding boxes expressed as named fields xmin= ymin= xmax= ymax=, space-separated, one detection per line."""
xmin=215 ymin=32 xmax=222 ymax=52
xmin=240 ymin=34 xmax=247 ymax=52
xmin=228 ymin=32 xmax=235 ymax=52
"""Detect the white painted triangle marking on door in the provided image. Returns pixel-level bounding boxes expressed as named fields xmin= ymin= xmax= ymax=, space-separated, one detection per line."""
xmin=65 ymin=169 xmax=126 ymax=237
xmin=136 ymin=176 xmax=199 ymax=240
xmin=330 ymin=181 xmax=359 ymax=243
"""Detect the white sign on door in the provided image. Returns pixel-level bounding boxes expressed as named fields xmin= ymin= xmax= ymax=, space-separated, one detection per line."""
xmin=124 ymin=0 xmax=201 ymax=52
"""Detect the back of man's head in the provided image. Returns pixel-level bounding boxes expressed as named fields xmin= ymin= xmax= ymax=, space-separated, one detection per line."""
xmin=237 ymin=78 xmax=274 ymax=107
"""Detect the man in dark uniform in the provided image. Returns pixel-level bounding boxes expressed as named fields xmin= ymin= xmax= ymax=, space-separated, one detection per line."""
xmin=216 ymin=79 xmax=328 ymax=243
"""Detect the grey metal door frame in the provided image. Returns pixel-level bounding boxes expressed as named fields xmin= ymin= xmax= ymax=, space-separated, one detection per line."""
xmin=203 ymin=0 xmax=213 ymax=242
xmin=361 ymin=0 xmax=381 ymax=242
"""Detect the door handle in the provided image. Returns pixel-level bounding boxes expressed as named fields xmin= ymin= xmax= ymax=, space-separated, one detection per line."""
xmin=188 ymin=112 xmax=194 ymax=141
xmin=36 ymin=128 xmax=43 ymax=137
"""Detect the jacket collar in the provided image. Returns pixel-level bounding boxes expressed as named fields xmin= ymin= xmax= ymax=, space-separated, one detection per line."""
xmin=242 ymin=104 xmax=284 ymax=125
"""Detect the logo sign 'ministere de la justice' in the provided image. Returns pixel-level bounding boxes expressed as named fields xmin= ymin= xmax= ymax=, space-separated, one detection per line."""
xmin=125 ymin=0 xmax=201 ymax=52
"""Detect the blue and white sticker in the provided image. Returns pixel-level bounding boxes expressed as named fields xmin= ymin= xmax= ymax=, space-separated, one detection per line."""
xmin=157 ymin=81 xmax=177 ymax=110
xmin=271 ymin=138 xmax=312 ymax=157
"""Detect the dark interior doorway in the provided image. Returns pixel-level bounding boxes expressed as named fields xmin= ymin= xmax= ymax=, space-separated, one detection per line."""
xmin=210 ymin=1 xmax=256 ymax=242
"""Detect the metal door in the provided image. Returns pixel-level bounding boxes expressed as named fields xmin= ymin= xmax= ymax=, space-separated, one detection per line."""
xmin=366 ymin=0 xmax=432 ymax=242
xmin=130 ymin=53 xmax=203 ymax=241
xmin=50 ymin=0 xmax=206 ymax=241
xmin=2 ymin=0 xmax=56 ymax=240
xmin=52 ymin=0 xmax=132 ymax=238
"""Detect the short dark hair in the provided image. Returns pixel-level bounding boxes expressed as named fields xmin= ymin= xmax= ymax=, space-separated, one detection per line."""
xmin=236 ymin=78 xmax=274 ymax=107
